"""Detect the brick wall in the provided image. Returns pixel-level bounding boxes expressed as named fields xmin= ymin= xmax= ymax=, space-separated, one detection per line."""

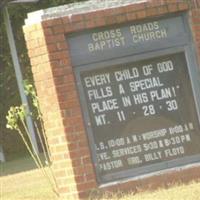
xmin=23 ymin=0 xmax=200 ymax=199
xmin=192 ymin=9 xmax=200 ymax=60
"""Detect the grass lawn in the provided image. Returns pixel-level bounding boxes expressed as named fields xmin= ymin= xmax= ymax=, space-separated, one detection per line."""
xmin=0 ymin=156 xmax=58 ymax=200
xmin=1 ymin=156 xmax=200 ymax=200
xmin=94 ymin=181 xmax=200 ymax=200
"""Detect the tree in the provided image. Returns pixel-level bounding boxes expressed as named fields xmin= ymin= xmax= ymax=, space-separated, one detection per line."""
xmin=0 ymin=0 xmax=85 ymax=159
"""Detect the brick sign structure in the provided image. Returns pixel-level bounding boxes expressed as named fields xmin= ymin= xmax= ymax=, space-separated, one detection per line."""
xmin=23 ymin=0 xmax=200 ymax=199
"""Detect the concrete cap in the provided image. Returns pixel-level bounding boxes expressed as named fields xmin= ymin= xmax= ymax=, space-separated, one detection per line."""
xmin=25 ymin=0 xmax=146 ymax=25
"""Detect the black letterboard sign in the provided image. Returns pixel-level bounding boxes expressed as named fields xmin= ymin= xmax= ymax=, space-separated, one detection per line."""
xmin=69 ymin=14 xmax=200 ymax=184
xmin=80 ymin=53 xmax=200 ymax=182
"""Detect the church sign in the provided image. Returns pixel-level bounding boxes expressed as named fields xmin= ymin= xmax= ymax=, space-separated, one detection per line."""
xmin=68 ymin=14 xmax=200 ymax=184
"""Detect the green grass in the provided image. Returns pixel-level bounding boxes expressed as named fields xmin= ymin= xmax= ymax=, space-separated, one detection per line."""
xmin=1 ymin=155 xmax=36 ymax=176
xmin=0 ymin=156 xmax=58 ymax=200
xmin=1 ymin=156 xmax=200 ymax=200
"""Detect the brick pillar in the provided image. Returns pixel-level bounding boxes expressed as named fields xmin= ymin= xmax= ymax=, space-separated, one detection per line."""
xmin=23 ymin=1 xmax=200 ymax=199
xmin=23 ymin=21 xmax=96 ymax=199
xmin=192 ymin=9 xmax=200 ymax=60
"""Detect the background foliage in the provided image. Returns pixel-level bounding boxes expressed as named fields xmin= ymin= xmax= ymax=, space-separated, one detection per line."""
xmin=0 ymin=0 xmax=85 ymax=159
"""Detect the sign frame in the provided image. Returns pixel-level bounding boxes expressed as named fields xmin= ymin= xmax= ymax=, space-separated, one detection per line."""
xmin=72 ymin=13 xmax=200 ymax=184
